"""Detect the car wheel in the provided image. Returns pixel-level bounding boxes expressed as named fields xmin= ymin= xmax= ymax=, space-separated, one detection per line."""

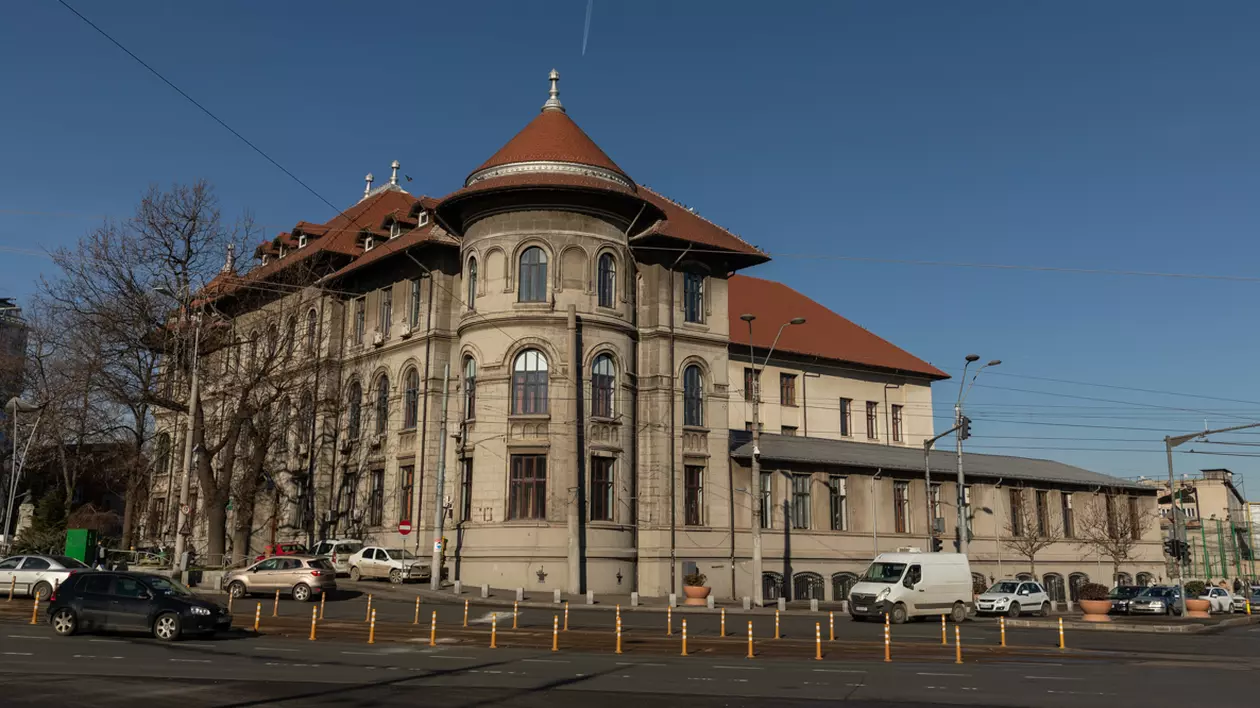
xmin=1039 ymin=602 xmax=1050 ymax=617
xmin=950 ymin=601 xmax=967 ymax=623
xmin=292 ymin=584 xmax=312 ymax=602
xmin=153 ymin=612 xmax=181 ymax=642
xmin=350 ymin=567 xmax=361 ymax=582
xmin=1007 ymin=602 xmax=1021 ymax=618
xmin=32 ymin=582 xmax=52 ymax=602
xmin=51 ymin=608 xmax=77 ymax=636
xmin=228 ymin=581 xmax=247 ymax=599
xmin=890 ymin=603 xmax=908 ymax=625
xmin=389 ymin=569 xmax=403 ymax=585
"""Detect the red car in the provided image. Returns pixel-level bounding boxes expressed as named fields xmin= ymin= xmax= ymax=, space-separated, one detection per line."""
xmin=254 ymin=542 xmax=307 ymax=562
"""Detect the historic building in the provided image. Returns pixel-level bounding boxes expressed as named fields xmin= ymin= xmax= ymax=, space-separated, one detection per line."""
xmin=150 ymin=71 xmax=1164 ymax=600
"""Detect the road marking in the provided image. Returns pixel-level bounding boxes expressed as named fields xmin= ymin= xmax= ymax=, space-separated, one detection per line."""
xmin=341 ymin=651 xmax=383 ymax=656
xmin=426 ymin=655 xmax=475 ymax=660
xmin=813 ymin=669 xmax=865 ymax=674
xmin=3 ymin=652 xmax=33 ymax=656
xmin=687 ymin=677 xmax=715 ymax=682
xmin=918 ymin=672 xmax=971 ymax=677
xmin=845 ymin=683 xmax=866 ymax=688
xmin=169 ymin=659 xmax=212 ymax=663
xmin=715 ymin=665 xmax=761 ymax=670
xmin=252 ymin=647 xmax=299 ymax=653
xmin=616 ymin=662 xmax=665 ymax=666
xmin=6 ymin=635 xmax=48 ymax=640
xmin=88 ymin=639 xmax=125 ymax=643
xmin=1025 ymin=676 xmax=1081 ymax=681
xmin=522 ymin=659 xmax=569 ymax=664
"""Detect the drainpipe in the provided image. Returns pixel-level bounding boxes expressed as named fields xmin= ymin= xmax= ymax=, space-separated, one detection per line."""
xmin=568 ymin=305 xmax=583 ymax=594
xmin=666 ymin=246 xmax=691 ymax=598
xmin=414 ymin=273 xmax=434 ymax=554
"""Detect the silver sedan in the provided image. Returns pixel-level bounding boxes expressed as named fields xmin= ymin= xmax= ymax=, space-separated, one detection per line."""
xmin=0 ymin=554 xmax=91 ymax=600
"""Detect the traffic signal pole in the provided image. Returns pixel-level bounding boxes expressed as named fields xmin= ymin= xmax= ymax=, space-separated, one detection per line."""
xmin=923 ymin=422 xmax=962 ymax=552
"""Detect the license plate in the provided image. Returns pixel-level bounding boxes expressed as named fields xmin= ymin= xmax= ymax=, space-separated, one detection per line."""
xmin=855 ymin=606 xmax=867 ymax=612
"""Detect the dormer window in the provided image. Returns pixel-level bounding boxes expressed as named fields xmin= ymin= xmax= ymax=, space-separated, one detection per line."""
xmin=390 ymin=222 xmax=401 ymax=239
xmin=278 ymin=246 xmax=287 ymax=258
xmin=261 ymin=255 xmax=269 ymax=266
xmin=364 ymin=237 xmax=375 ymax=251
xmin=417 ymin=212 xmax=430 ymax=227
xmin=298 ymin=234 xmax=309 ymax=248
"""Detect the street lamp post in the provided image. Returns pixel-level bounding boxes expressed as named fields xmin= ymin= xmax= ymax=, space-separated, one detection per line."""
xmin=955 ymin=354 xmax=1000 ymax=556
xmin=742 ymin=314 xmax=805 ymax=607
xmin=2 ymin=397 xmax=42 ymax=553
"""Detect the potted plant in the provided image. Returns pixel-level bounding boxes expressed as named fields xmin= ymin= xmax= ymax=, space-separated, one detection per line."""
xmin=1077 ymin=583 xmax=1112 ymax=621
xmin=1184 ymin=581 xmax=1210 ymax=618
xmin=683 ymin=572 xmax=711 ymax=606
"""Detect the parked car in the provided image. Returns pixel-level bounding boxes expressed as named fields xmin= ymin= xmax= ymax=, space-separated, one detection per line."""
xmin=975 ymin=579 xmax=1052 ymax=617
xmin=222 ymin=555 xmax=336 ymax=602
xmin=47 ymin=571 xmax=231 ymax=641
xmin=847 ymin=552 xmax=972 ymax=624
xmin=1107 ymin=585 xmax=1145 ymax=615
xmin=253 ymin=542 xmax=308 ymax=562
xmin=1232 ymin=594 xmax=1249 ymax=613
xmin=0 ymin=554 xmax=91 ymax=601
xmin=310 ymin=539 xmax=363 ymax=576
xmin=1201 ymin=586 xmax=1235 ymax=614
xmin=348 ymin=546 xmax=432 ymax=584
xmin=1128 ymin=586 xmax=1182 ymax=616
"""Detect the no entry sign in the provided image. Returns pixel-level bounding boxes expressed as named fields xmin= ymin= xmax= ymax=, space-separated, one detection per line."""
xmin=398 ymin=520 xmax=412 ymax=535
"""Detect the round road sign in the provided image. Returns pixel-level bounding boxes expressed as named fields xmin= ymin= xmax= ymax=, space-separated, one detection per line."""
xmin=398 ymin=520 xmax=412 ymax=535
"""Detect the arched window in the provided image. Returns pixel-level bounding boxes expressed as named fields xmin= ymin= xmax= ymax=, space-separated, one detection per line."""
xmin=467 ymin=257 xmax=478 ymax=307
xmin=1136 ymin=572 xmax=1154 ymax=587
xmin=277 ymin=397 xmax=291 ymax=452
xmin=298 ymin=390 xmax=314 ymax=443
xmin=591 ymin=354 xmax=615 ymax=418
xmin=1042 ymin=573 xmax=1066 ymax=603
xmin=463 ymin=356 xmax=477 ymax=420
xmin=762 ymin=572 xmax=784 ymax=602
xmin=1116 ymin=572 xmax=1133 ymax=586
xmin=682 ymin=365 xmax=704 ymax=426
xmin=972 ymin=572 xmax=989 ymax=594
xmin=511 ymin=349 xmax=548 ymax=414
xmin=403 ymin=368 xmax=420 ymax=429
xmin=793 ymin=571 xmax=825 ymax=601
xmin=518 ymin=246 xmax=548 ymax=302
xmin=831 ymin=572 xmax=859 ymax=603
xmin=266 ymin=323 xmax=279 ymax=357
xmin=1068 ymin=572 xmax=1090 ymax=601
xmin=285 ymin=315 xmax=297 ymax=356
xmin=248 ymin=329 xmax=259 ymax=367
xmin=155 ymin=433 xmax=171 ymax=475
xmin=1016 ymin=572 xmax=1035 ymax=582
xmin=597 ymin=253 xmax=616 ymax=308
xmin=346 ymin=381 xmax=362 ymax=439
xmin=305 ymin=308 xmax=318 ymax=354
xmin=374 ymin=375 xmax=390 ymax=435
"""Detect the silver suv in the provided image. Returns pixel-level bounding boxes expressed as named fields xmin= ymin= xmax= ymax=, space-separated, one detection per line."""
xmin=222 ymin=555 xmax=336 ymax=602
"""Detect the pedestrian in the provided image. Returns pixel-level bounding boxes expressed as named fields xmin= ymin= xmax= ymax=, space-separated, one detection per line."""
xmin=1234 ymin=578 xmax=1243 ymax=595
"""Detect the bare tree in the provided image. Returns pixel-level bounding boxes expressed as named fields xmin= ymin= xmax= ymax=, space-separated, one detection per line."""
xmin=1074 ymin=492 xmax=1155 ymax=584
xmin=1002 ymin=489 xmax=1062 ymax=576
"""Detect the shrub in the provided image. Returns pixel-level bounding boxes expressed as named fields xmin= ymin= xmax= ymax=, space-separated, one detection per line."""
xmin=973 ymin=576 xmax=990 ymax=595
xmin=683 ymin=572 xmax=707 ymax=587
xmin=1077 ymin=583 xmax=1110 ymax=601
xmin=1184 ymin=580 xmax=1206 ymax=598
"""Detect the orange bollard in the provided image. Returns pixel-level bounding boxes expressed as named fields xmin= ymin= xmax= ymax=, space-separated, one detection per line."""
xmin=368 ymin=608 xmax=376 ymax=644
xmin=319 ymin=591 xmax=325 ymax=620
xmin=29 ymin=596 xmax=39 ymax=625
xmin=829 ymin=611 xmax=835 ymax=641
xmin=721 ymin=607 xmax=726 ymax=637
xmin=746 ymin=620 xmax=755 ymax=659
xmin=667 ymin=605 xmax=673 ymax=635
xmin=552 ymin=614 xmax=559 ymax=652
xmin=228 ymin=593 xmax=234 ymax=615
xmin=273 ymin=589 xmax=280 ymax=617
xmin=942 ymin=614 xmax=947 ymax=645
xmin=309 ymin=606 xmax=317 ymax=641
xmin=1058 ymin=616 xmax=1065 ymax=649
xmin=366 ymin=594 xmax=373 ymax=623
xmin=883 ymin=618 xmax=891 ymax=662
xmin=414 ymin=596 xmax=421 ymax=625
xmin=254 ymin=602 xmax=261 ymax=632
xmin=564 ymin=601 xmax=569 ymax=631
xmin=775 ymin=609 xmax=780 ymax=639
xmin=616 ymin=603 xmax=621 ymax=625
xmin=815 ymin=622 xmax=823 ymax=660
xmin=8 ymin=576 xmax=15 ymax=601
xmin=954 ymin=625 xmax=962 ymax=664
xmin=616 ymin=616 xmax=623 ymax=654
xmin=681 ymin=618 xmax=688 ymax=656
xmin=429 ymin=610 xmax=437 ymax=647
xmin=490 ymin=613 xmax=498 ymax=649
xmin=1000 ymin=616 xmax=1006 ymax=647
xmin=463 ymin=598 xmax=469 ymax=627
xmin=514 ymin=601 xmax=519 ymax=629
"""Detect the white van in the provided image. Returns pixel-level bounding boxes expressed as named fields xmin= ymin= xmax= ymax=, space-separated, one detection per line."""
xmin=847 ymin=551 xmax=973 ymax=624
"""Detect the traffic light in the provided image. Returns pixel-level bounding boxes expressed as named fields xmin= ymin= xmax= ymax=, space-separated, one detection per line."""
xmin=1164 ymin=540 xmax=1177 ymax=558
xmin=959 ymin=416 xmax=972 ymax=441
xmin=931 ymin=537 xmax=943 ymax=552
xmin=952 ymin=538 xmax=961 ymax=552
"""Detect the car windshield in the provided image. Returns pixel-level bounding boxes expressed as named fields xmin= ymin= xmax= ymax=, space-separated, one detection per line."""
xmin=987 ymin=582 xmax=1020 ymax=594
xmin=335 ymin=543 xmax=362 ymax=554
xmin=386 ymin=549 xmax=418 ymax=560
xmin=309 ymin=558 xmax=335 ymax=571
xmin=50 ymin=556 xmax=90 ymax=569
xmin=145 ymin=576 xmax=193 ymax=597
xmin=1139 ymin=587 xmax=1175 ymax=599
xmin=860 ymin=562 xmax=906 ymax=583
xmin=1109 ymin=586 xmax=1142 ymax=599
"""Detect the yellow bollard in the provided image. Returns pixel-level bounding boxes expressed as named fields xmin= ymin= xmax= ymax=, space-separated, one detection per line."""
xmin=490 ymin=613 xmax=498 ymax=649
xmin=1058 ymin=616 xmax=1065 ymax=649
xmin=941 ymin=614 xmax=947 ymax=645
xmin=309 ymin=606 xmax=317 ymax=641
xmin=681 ymin=618 xmax=688 ymax=656
xmin=883 ymin=618 xmax=891 ymax=662
xmin=414 ymin=596 xmax=421 ymax=625
xmin=829 ymin=611 xmax=835 ymax=641
xmin=254 ymin=602 xmax=261 ymax=632
xmin=273 ymin=589 xmax=280 ymax=617
xmin=616 ymin=616 xmax=623 ymax=654
xmin=667 ymin=605 xmax=673 ymax=635
xmin=429 ymin=610 xmax=437 ymax=647
xmin=368 ymin=608 xmax=376 ymax=644
xmin=227 ymin=593 xmax=234 ymax=614
xmin=616 ymin=604 xmax=621 ymax=625
xmin=513 ymin=601 xmax=519 ymax=629
xmin=464 ymin=598 xmax=469 ymax=627
xmin=775 ymin=609 xmax=780 ymax=639
xmin=319 ymin=591 xmax=325 ymax=620
xmin=721 ymin=607 xmax=726 ymax=637
xmin=564 ymin=601 xmax=569 ymax=631
xmin=1248 ymin=600 xmax=1252 ymax=616
xmin=366 ymin=594 xmax=373 ymax=623
xmin=1000 ymin=616 xmax=1006 ymax=647
xmin=29 ymin=596 xmax=39 ymax=625
xmin=746 ymin=620 xmax=755 ymax=659
xmin=955 ymin=625 xmax=962 ymax=664
xmin=8 ymin=576 xmax=15 ymax=601
xmin=552 ymin=615 xmax=559 ymax=652
xmin=815 ymin=622 xmax=823 ymax=660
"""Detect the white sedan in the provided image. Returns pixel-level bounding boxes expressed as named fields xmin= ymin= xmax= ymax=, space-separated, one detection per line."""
xmin=0 ymin=554 xmax=90 ymax=600
xmin=348 ymin=546 xmax=431 ymax=584
xmin=1201 ymin=587 xmax=1236 ymax=614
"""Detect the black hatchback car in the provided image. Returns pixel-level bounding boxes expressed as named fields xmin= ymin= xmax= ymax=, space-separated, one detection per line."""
xmin=47 ymin=571 xmax=231 ymax=641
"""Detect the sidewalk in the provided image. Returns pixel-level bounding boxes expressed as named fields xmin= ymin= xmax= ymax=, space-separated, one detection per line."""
xmin=404 ymin=583 xmax=836 ymax=615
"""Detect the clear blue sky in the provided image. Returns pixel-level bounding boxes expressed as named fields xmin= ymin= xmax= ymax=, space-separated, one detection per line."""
xmin=3 ymin=1 xmax=1260 ymax=490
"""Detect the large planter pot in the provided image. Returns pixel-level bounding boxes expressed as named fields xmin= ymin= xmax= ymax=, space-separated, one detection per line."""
xmin=1078 ymin=599 xmax=1112 ymax=622
xmin=683 ymin=585 xmax=711 ymax=606
xmin=1185 ymin=598 xmax=1211 ymax=618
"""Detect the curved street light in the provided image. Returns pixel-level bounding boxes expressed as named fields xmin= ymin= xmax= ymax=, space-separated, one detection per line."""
xmin=955 ymin=355 xmax=1000 ymax=555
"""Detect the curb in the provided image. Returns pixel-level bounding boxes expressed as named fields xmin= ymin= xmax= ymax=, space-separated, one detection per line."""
xmin=1004 ymin=614 xmax=1260 ymax=634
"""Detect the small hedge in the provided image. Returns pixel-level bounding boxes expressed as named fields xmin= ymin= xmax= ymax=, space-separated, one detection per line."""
xmin=1077 ymin=582 xmax=1110 ymax=601
xmin=1184 ymin=580 xmax=1206 ymax=597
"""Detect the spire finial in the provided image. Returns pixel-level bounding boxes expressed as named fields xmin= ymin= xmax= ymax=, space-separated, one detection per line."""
xmin=542 ymin=68 xmax=564 ymax=112
xmin=364 ymin=173 xmax=374 ymax=197
xmin=222 ymin=243 xmax=236 ymax=273
xmin=390 ymin=160 xmax=400 ymax=186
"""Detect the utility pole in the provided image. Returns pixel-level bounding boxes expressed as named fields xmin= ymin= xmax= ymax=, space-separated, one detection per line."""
xmin=172 ymin=310 xmax=201 ymax=569
xmin=922 ymin=421 xmax=962 ymax=551
xmin=955 ymin=355 xmax=999 ymax=556
xmin=429 ymin=363 xmax=450 ymax=591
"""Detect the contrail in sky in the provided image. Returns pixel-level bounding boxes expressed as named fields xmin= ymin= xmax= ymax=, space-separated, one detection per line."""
xmin=582 ymin=0 xmax=593 ymax=55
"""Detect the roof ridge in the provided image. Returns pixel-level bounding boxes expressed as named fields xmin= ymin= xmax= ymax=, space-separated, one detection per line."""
xmin=640 ymin=185 xmax=765 ymax=255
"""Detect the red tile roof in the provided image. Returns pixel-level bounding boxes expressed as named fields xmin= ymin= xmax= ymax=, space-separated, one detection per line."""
xmin=636 ymin=186 xmax=766 ymax=260
xmin=473 ymin=109 xmax=627 ymax=179
xmin=727 ymin=275 xmax=948 ymax=379
xmin=323 ymin=223 xmax=458 ymax=282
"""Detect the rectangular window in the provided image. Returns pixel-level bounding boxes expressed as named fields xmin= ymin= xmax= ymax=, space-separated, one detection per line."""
xmin=743 ymin=367 xmax=760 ymax=402
xmin=891 ymin=404 xmax=903 ymax=442
xmin=1105 ymin=494 xmax=1118 ymax=538
xmin=930 ymin=483 xmax=942 ymax=532
xmin=152 ymin=504 xmax=166 ymax=538
xmin=1010 ymin=489 xmax=1025 ymax=537
xmin=760 ymin=472 xmax=773 ymax=529
xmin=893 ymin=481 xmax=910 ymax=534
xmin=744 ymin=421 xmax=764 ymax=432
xmin=866 ymin=401 xmax=879 ymax=440
xmin=683 ymin=273 xmax=704 ymax=323
xmin=353 ymin=298 xmax=366 ymax=344
xmin=684 ymin=465 xmax=704 ymax=525
xmin=781 ymin=425 xmax=798 ymax=436
xmin=409 ymin=279 xmax=422 ymax=329
xmin=1036 ymin=490 xmax=1050 ymax=536
xmin=840 ymin=398 xmax=852 ymax=437
xmin=791 ymin=474 xmax=811 ymax=529
xmin=295 ymin=483 xmax=310 ymax=529
xmin=459 ymin=457 xmax=474 ymax=522
xmin=590 ymin=457 xmax=614 ymax=522
xmin=509 ymin=455 xmax=547 ymax=520
xmin=780 ymin=374 xmax=797 ymax=406
xmin=368 ymin=470 xmax=385 ymax=526
xmin=379 ymin=287 xmax=392 ymax=337
xmin=399 ymin=465 xmax=414 ymax=524
xmin=828 ymin=476 xmax=847 ymax=531
xmin=1128 ymin=496 xmax=1142 ymax=540
xmin=340 ymin=472 xmax=358 ymax=518
xmin=1061 ymin=492 xmax=1074 ymax=538
xmin=964 ymin=485 xmax=973 ymax=536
